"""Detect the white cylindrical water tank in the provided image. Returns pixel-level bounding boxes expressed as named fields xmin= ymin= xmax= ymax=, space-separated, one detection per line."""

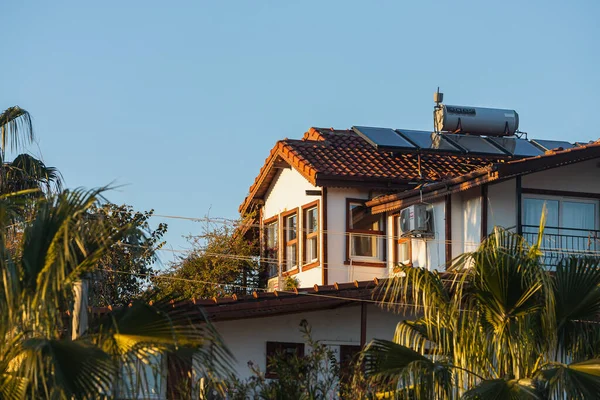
xmin=434 ymin=105 xmax=519 ymax=136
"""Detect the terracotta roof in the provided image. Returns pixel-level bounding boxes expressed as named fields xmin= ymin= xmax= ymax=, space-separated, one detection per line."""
xmin=239 ymin=127 xmax=508 ymax=214
xmin=91 ymin=280 xmax=384 ymax=322
xmin=368 ymin=139 xmax=600 ymax=214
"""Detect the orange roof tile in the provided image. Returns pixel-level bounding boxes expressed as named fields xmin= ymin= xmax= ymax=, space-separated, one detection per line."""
xmin=239 ymin=127 xmax=509 ymax=214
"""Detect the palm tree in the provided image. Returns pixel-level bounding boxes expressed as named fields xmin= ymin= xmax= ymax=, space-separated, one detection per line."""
xmin=363 ymin=223 xmax=600 ymax=399
xmin=0 ymin=106 xmax=62 ymax=196
xmin=0 ymin=188 xmax=232 ymax=399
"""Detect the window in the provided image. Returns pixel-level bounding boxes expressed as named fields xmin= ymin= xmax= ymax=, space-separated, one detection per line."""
xmin=339 ymin=345 xmax=361 ymax=386
xmin=523 ymin=196 xmax=599 ymax=266
xmin=265 ymin=219 xmax=279 ymax=278
xmin=266 ymin=342 xmax=305 ymax=378
xmin=347 ymin=200 xmax=385 ymax=261
xmin=303 ymin=204 xmax=319 ymax=265
xmin=284 ymin=212 xmax=298 ymax=271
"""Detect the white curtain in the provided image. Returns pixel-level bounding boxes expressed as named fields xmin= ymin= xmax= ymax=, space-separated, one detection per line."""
xmin=561 ymin=201 xmax=596 ymax=252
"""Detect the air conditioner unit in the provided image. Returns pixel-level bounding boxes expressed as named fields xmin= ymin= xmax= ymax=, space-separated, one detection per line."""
xmin=399 ymin=204 xmax=433 ymax=237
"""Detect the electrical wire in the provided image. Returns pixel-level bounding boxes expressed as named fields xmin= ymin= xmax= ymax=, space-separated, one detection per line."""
xmin=94 ymin=268 xmax=600 ymax=324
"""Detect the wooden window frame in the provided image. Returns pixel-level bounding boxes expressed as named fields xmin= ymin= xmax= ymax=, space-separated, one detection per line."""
xmin=282 ymin=208 xmax=299 ymax=274
xmin=345 ymin=198 xmax=386 ymax=267
xmin=302 ymin=200 xmax=320 ymax=271
xmin=265 ymin=341 xmax=305 ymax=379
xmin=263 ymin=215 xmax=280 ymax=278
xmin=393 ymin=214 xmax=412 ymax=268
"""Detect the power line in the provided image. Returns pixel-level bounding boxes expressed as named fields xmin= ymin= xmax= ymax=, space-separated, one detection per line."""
xmin=94 ymin=268 xmax=600 ymax=325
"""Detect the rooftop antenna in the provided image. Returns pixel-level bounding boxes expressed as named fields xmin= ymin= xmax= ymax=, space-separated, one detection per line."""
xmin=433 ymin=87 xmax=444 ymax=134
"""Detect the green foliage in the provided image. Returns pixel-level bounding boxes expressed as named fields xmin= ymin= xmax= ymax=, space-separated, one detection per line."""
xmin=88 ymin=203 xmax=167 ymax=307
xmin=154 ymin=214 xmax=260 ymax=298
xmin=363 ymin=226 xmax=600 ymax=399
xmin=0 ymin=188 xmax=232 ymax=399
xmin=283 ymin=276 xmax=300 ymax=291
xmin=226 ymin=320 xmax=344 ymax=400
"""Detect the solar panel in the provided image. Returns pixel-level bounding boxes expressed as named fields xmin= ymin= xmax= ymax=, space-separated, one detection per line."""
xmin=443 ymin=134 xmax=507 ymax=155
xmin=352 ymin=126 xmax=416 ymax=151
xmin=488 ymin=137 xmax=544 ymax=157
xmin=531 ymin=139 xmax=575 ymax=151
xmin=395 ymin=129 xmax=461 ymax=152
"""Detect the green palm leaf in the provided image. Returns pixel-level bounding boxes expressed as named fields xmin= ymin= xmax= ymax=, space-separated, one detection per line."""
xmin=0 ymin=107 xmax=33 ymax=158
xmin=541 ymin=359 xmax=600 ymax=399
xmin=461 ymin=378 xmax=541 ymax=399
xmin=18 ymin=338 xmax=116 ymax=399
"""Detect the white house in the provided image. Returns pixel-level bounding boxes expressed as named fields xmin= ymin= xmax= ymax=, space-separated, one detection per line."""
xmin=219 ymin=123 xmax=600 ymax=390
xmin=240 ymin=125 xmax=600 ymax=291
xmin=155 ymin=116 xmax=600 ymax=398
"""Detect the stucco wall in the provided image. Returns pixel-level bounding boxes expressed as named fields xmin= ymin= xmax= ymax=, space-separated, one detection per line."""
xmin=487 ymin=178 xmax=517 ymax=233
xmin=522 ymin=159 xmax=600 ymax=193
xmin=263 ymin=167 xmax=323 ymax=287
xmin=326 ymin=188 xmax=389 ymax=284
xmin=409 ymin=201 xmax=446 ymax=271
xmin=212 ymin=305 xmax=401 ymax=380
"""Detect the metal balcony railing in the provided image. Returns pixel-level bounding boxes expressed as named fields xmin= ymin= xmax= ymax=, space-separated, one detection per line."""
xmin=521 ymin=224 xmax=600 ymax=268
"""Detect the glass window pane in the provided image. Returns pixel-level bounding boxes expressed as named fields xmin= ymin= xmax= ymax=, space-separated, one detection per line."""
xmin=561 ymin=201 xmax=597 ymax=253
xmin=350 ymin=203 xmax=381 ymax=231
xmin=266 ymin=222 xmax=279 ymax=277
xmin=398 ymin=241 xmax=410 ymax=264
xmin=286 ymin=215 xmax=297 ymax=241
xmin=523 ymin=199 xmax=559 ymax=229
xmin=286 ymin=244 xmax=297 ymax=270
xmin=306 ymin=208 xmax=318 ymax=233
xmin=306 ymin=237 xmax=318 ymax=262
xmin=351 ymin=234 xmax=377 ymax=258
xmin=561 ymin=202 xmax=595 ymax=230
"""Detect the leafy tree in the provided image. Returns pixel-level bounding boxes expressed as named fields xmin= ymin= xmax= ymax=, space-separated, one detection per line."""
xmin=88 ymin=203 xmax=167 ymax=307
xmin=1 ymin=106 xmax=62 ymax=256
xmin=0 ymin=188 xmax=232 ymax=399
xmin=0 ymin=106 xmax=62 ymax=196
xmin=363 ymin=223 xmax=600 ymax=399
xmin=154 ymin=215 xmax=259 ymax=298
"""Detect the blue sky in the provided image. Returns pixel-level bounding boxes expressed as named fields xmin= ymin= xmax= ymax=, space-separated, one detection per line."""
xmin=3 ymin=1 xmax=599 ymax=265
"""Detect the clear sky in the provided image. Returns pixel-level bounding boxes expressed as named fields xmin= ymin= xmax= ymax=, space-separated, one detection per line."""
xmin=3 ymin=1 xmax=599 ymax=265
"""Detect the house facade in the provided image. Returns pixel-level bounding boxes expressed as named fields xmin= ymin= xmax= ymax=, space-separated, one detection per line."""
xmin=241 ymin=126 xmax=600 ymax=291
xmin=178 ymin=123 xmax=600 ymax=398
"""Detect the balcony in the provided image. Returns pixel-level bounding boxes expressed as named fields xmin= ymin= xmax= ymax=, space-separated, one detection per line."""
xmin=522 ymin=225 xmax=600 ymax=268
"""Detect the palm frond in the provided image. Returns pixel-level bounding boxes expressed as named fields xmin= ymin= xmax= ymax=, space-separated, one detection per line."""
xmin=461 ymin=378 xmax=542 ymax=399
xmin=90 ymin=298 xmax=234 ymax=382
xmin=553 ymin=257 xmax=600 ymax=362
xmin=363 ymin=339 xmax=453 ymax=399
xmin=4 ymin=154 xmax=63 ymax=194
xmin=18 ymin=338 xmax=116 ymax=399
xmin=541 ymin=359 xmax=600 ymax=399
xmin=0 ymin=107 xmax=34 ymax=158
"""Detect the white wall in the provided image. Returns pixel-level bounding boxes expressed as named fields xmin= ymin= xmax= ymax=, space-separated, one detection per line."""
xmin=326 ymin=188 xmax=389 ymax=284
xmin=409 ymin=201 xmax=446 ymax=271
xmin=522 ymin=159 xmax=600 ymax=193
xmin=212 ymin=305 xmax=400 ymax=380
xmin=263 ymin=167 xmax=323 ymax=287
xmin=263 ymin=168 xmax=318 ymax=218
xmin=487 ymin=179 xmax=517 ymax=233
xmin=463 ymin=188 xmax=482 ymax=253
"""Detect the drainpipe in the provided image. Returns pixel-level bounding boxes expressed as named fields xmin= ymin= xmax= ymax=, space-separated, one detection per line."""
xmin=321 ymin=187 xmax=328 ymax=286
xmin=516 ymin=176 xmax=523 ymax=235
xmin=360 ymin=303 xmax=367 ymax=347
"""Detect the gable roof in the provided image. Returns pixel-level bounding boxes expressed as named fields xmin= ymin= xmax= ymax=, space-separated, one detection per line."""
xmin=240 ymin=127 xmax=509 ymax=214
xmin=367 ymin=139 xmax=600 ymax=214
